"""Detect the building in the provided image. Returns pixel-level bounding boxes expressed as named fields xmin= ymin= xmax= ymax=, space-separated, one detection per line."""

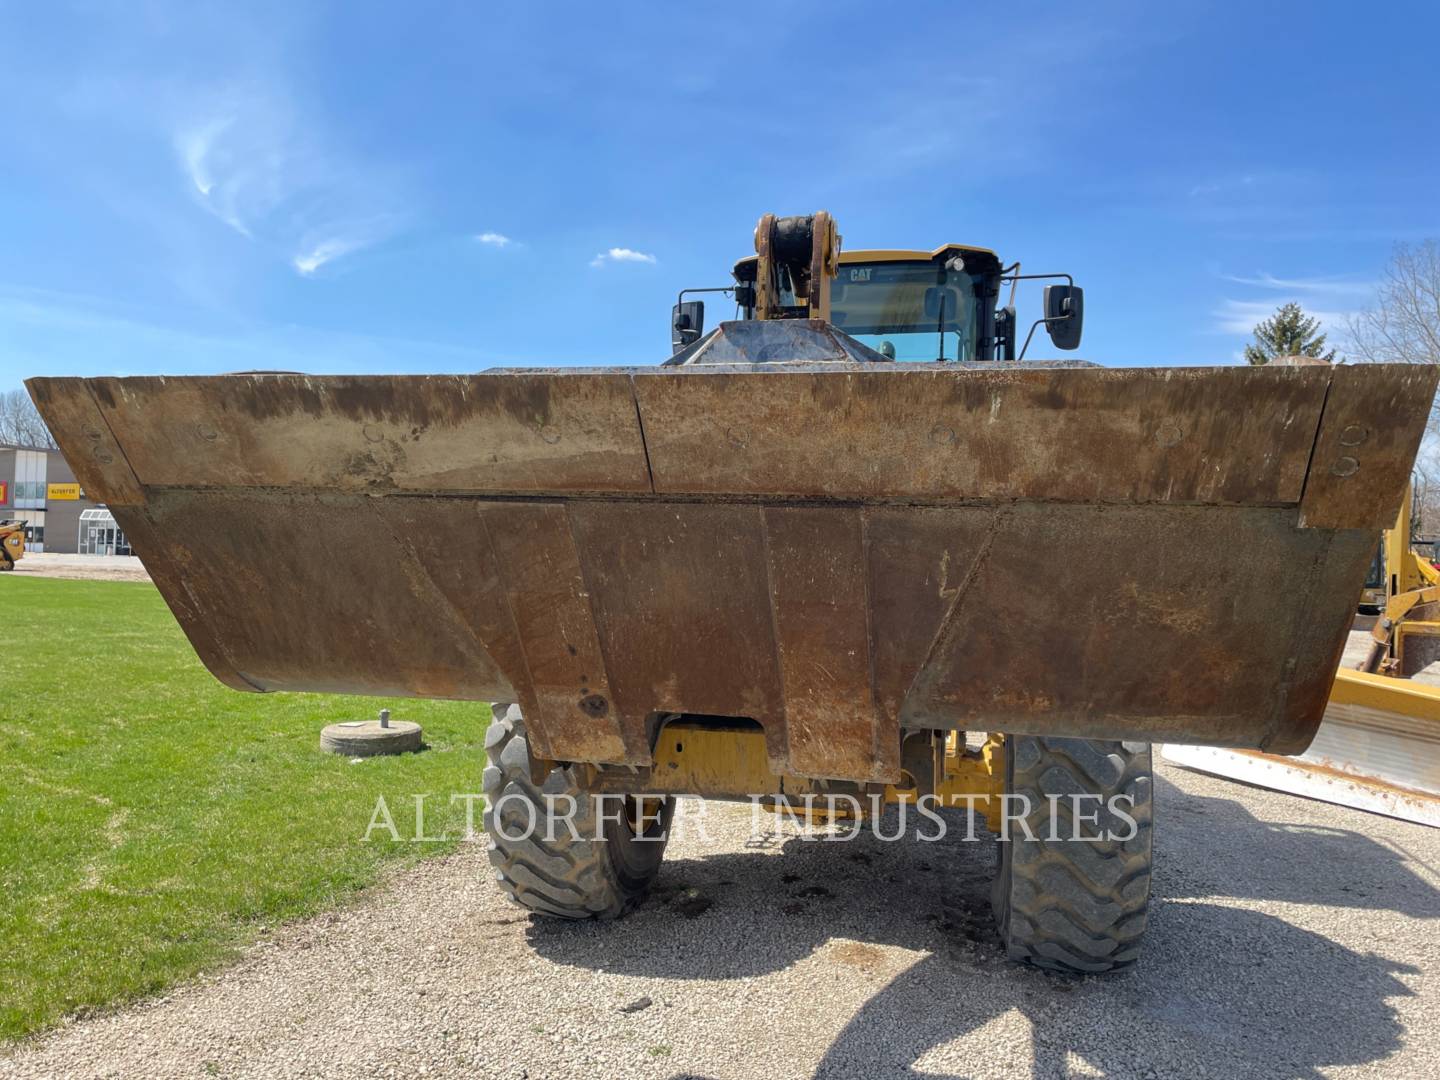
xmin=0 ymin=443 xmax=110 ymax=554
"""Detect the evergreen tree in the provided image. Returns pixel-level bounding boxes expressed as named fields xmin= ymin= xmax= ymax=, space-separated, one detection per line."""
xmin=1244 ymin=302 xmax=1336 ymax=365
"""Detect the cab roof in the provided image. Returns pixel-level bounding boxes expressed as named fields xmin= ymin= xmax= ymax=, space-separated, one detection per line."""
xmin=840 ymin=244 xmax=997 ymax=262
xmin=732 ymin=243 xmax=999 ymax=276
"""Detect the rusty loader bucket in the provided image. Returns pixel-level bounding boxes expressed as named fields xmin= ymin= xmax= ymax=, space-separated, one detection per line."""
xmin=27 ymin=344 xmax=1436 ymax=785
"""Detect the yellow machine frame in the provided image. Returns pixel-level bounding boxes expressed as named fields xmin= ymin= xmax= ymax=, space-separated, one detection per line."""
xmin=629 ymin=721 xmax=1007 ymax=831
xmin=1361 ymin=483 xmax=1439 ymax=609
xmin=1360 ymin=484 xmax=1440 ymax=676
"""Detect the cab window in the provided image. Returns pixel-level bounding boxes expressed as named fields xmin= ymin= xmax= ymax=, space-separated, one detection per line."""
xmin=829 ymin=261 xmax=982 ymax=362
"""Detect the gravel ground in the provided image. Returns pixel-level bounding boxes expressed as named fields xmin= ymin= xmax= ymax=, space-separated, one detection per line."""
xmin=3 ymin=761 xmax=1437 ymax=1080
xmin=4 ymin=552 xmax=151 ymax=582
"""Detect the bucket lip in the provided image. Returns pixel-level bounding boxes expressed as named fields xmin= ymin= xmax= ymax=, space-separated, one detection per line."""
xmin=24 ymin=362 xmax=1438 ymax=530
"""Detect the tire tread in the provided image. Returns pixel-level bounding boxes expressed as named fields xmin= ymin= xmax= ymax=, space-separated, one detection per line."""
xmin=993 ymin=736 xmax=1153 ymax=974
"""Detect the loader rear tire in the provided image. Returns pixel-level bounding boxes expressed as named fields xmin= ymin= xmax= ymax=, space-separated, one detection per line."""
xmin=991 ymin=737 xmax=1153 ymax=974
xmin=482 ymin=703 xmax=673 ymax=919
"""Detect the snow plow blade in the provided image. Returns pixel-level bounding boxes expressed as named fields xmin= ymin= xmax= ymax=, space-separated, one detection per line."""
xmin=27 ymin=354 xmax=1436 ymax=783
xmin=1164 ymin=669 xmax=1440 ymax=827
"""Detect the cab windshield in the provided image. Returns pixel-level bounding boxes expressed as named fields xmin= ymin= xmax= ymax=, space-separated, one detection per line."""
xmin=830 ymin=260 xmax=982 ymax=362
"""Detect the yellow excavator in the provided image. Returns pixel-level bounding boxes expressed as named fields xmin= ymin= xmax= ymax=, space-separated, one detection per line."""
xmin=1166 ymin=485 xmax=1440 ymax=825
xmin=0 ymin=520 xmax=26 ymax=570
xmin=27 ymin=211 xmax=1439 ymax=973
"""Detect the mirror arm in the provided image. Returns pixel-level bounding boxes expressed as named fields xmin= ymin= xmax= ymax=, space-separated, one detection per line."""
xmin=677 ymin=286 xmax=736 ymax=306
xmin=998 ymin=271 xmax=1075 ymax=288
xmin=1016 ymin=315 xmax=1072 ymax=362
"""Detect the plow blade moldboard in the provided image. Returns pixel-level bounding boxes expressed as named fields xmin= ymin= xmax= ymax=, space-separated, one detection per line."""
xmin=1164 ymin=669 xmax=1440 ymax=827
xmin=28 ymin=360 xmax=1436 ymax=784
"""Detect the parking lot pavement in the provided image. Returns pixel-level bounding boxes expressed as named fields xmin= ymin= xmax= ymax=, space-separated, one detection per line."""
xmin=4 ymin=760 xmax=1438 ymax=1079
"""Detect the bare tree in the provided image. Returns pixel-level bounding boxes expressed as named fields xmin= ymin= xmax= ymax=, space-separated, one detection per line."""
xmin=1413 ymin=448 xmax=1440 ymax=537
xmin=1347 ymin=241 xmax=1440 ymax=368
xmin=1347 ymin=240 xmax=1440 ymax=427
xmin=0 ymin=389 xmax=57 ymax=449
xmin=1347 ymin=241 xmax=1440 ymax=365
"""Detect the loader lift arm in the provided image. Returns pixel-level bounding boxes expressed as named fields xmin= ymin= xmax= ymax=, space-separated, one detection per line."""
xmin=751 ymin=211 xmax=840 ymax=322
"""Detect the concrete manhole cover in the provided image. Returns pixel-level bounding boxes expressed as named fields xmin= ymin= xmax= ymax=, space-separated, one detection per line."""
xmin=320 ymin=709 xmax=422 ymax=756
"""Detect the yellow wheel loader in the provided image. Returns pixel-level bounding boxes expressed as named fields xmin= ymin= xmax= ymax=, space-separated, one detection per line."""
xmin=27 ymin=212 xmax=1437 ymax=974
xmin=0 ymin=519 xmax=26 ymax=570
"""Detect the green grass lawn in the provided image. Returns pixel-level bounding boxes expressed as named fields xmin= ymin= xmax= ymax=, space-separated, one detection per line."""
xmin=0 ymin=576 xmax=488 ymax=1041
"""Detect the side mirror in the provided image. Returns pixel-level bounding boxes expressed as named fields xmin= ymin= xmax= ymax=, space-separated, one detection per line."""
xmin=1043 ymin=285 xmax=1084 ymax=350
xmin=671 ymin=300 xmax=704 ymax=354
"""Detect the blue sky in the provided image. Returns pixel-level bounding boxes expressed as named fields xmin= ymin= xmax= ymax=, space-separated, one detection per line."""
xmin=2 ymin=1 xmax=1437 ymax=393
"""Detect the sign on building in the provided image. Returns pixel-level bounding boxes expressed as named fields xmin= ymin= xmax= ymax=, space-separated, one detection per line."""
xmin=47 ymin=482 xmax=81 ymax=500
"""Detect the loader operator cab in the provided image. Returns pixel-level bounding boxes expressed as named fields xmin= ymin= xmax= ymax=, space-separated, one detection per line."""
xmin=671 ymin=244 xmax=1084 ymax=363
xmin=823 ymin=251 xmax=988 ymax=362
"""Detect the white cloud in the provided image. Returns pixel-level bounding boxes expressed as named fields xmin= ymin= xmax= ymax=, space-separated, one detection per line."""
xmin=1221 ymin=272 xmax=1373 ymax=296
xmin=292 ymin=237 xmax=363 ymax=276
xmin=1212 ymin=266 xmax=1373 ymax=339
xmin=175 ymin=113 xmax=257 ymax=236
xmin=178 ymin=119 xmax=226 ymax=198
xmin=1212 ymin=298 xmax=1354 ymax=337
xmin=172 ymin=85 xmax=403 ymax=275
xmin=173 ymin=90 xmax=299 ymax=241
xmin=590 ymin=247 xmax=657 ymax=268
xmin=475 ymin=232 xmax=512 ymax=247
xmin=290 ymin=217 xmax=398 ymax=277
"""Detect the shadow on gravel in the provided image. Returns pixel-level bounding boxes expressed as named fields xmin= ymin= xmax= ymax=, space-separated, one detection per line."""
xmin=808 ymin=904 xmax=1417 ymax=1079
xmin=523 ymin=780 xmax=1434 ymax=1079
xmin=1155 ymin=774 xmax=1440 ymax=918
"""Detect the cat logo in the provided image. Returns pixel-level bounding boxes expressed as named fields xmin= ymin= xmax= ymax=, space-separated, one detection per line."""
xmin=848 ymin=267 xmax=872 ymax=282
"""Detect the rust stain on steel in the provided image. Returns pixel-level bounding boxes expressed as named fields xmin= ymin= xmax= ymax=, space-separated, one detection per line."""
xmin=1264 ymin=530 xmax=1381 ymax=752
xmin=133 ymin=489 xmax=515 ymax=700
xmin=862 ymin=507 xmax=997 ymax=726
xmin=63 ymin=373 xmax=653 ymax=495
xmin=896 ymin=503 xmax=1377 ymax=749
xmin=106 ymin=505 xmax=258 ymax=692
xmin=366 ymin=495 xmax=523 ymax=699
xmin=565 ymin=501 xmax=791 ymax=769
xmin=632 ymin=365 xmax=1333 ymax=504
xmin=25 ymin=378 xmax=144 ymax=506
xmin=478 ymin=502 xmax=637 ymax=764
xmin=762 ymin=506 xmax=899 ymax=782
xmin=1298 ymin=363 xmax=1440 ymax=529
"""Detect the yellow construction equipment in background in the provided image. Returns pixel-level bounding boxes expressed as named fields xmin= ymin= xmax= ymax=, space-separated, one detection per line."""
xmin=1358 ymin=483 xmax=1438 ymax=612
xmin=0 ymin=520 xmax=25 ymax=571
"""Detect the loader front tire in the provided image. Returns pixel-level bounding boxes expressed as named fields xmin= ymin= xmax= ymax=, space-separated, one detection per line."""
xmin=991 ymin=736 xmax=1153 ymax=974
xmin=482 ymin=703 xmax=673 ymax=919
